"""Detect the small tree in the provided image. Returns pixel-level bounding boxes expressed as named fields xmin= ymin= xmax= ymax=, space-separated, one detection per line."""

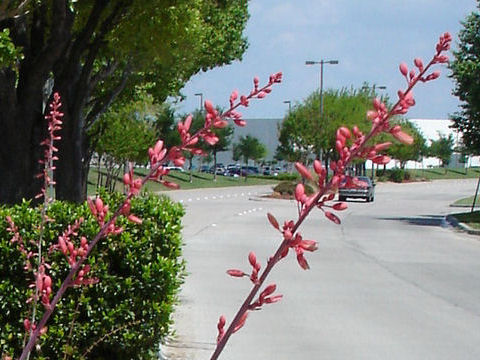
xmin=92 ymin=96 xmax=158 ymax=191
xmin=428 ymin=133 xmax=454 ymax=173
xmin=233 ymin=135 xmax=267 ymax=181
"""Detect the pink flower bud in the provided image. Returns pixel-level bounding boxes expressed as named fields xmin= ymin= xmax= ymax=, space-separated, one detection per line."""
xmin=299 ymin=239 xmax=318 ymax=251
xmin=260 ymin=284 xmax=277 ymax=301
xmin=374 ymin=142 xmax=392 ymax=152
xmin=414 ymin=57 xmax=423 ymax=69
xmin=95 ymin=197 xmax=104 ymax=212
xmin=338 ymin=126 xmax=351 ymax=139
xmin=233 ymin=312 xmax=248 ymax=333
xmin=296 ymin=251 xmax=310 ymax=270
xmin=283 ymin=229 xmax=293 ymax=241
xmin=367 ymin=110 xmax=378 ymax=120
xmin=399 ymin=62 xmax=408 ymax=76
xmin=372 ymin=155 xmax=391 ymax=164
xmin=204 ymin=100 xmax=215 ymax=114
xmin=313 ymin=160 xmax=323 ymax=175
xmin=325 ymin=211 xmax=341 ymax=225
xmin=234 ymin=119 xmax=247 ymax=127
xmin=230 ymin=90 xmax=238 ymax=103
xmin=295 ymin=183 xmax=305 ymax=202
xmin=267 ymin=213 xmax=280 ymax=230
xmin=391 ymin=129 xmax=414 ymax=145
xmin=227 ymin=269 xmax=246 ymax=277
xmin=24 ymin=318 xmax=31 ymax=331
xmin=248 ymin=251 xmax=257 ymax=268
xmin=127 ymin=214 xmax=143 ymax=224
xmin=257 ymin=91 xmax=266 ymax=98
xmin=294 ymin=162 xmax=313 ymax=180
xmin=332 ymin=202 xmax=348 ymax=211
xmin=43 ymin=276 xmax=52 ymax=289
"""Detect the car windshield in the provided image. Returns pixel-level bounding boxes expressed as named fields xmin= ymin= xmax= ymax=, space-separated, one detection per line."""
xmin=357 ymin=176 xmax=372 ymax=185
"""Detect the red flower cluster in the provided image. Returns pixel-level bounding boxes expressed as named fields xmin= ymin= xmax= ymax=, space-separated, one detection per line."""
xmin=36 ymin=92 xmax=63 ymax=201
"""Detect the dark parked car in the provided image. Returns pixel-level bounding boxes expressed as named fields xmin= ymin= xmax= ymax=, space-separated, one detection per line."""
xmin=338 ymin=176 xmax=375 ymax=202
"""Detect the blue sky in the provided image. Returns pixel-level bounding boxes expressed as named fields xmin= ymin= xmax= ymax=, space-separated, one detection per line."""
xmin=178 ymin=0 xmax=477 ymax=121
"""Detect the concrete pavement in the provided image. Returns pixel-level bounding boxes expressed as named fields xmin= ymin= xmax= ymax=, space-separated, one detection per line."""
xmin=161 ymin=179 xmax=480 ymax=360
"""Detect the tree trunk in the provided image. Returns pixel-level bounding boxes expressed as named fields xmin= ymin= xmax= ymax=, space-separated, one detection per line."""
xmin=54 ymin=101 xmax=87 ymax=202
xmin=213 ymin=148 xmax=218 ymax=182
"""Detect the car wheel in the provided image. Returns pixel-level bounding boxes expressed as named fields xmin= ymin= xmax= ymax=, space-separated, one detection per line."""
xmin=365 ymin=196 xmax=370 ymax=202
xmin=370 ymin=196 xmax=374 ymax=202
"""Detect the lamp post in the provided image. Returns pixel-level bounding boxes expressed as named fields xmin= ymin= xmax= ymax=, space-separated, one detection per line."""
xmin=305 ymin=59 xmax=339 ymax=163
xmin=283 ymin=100 xmax=291 ymax=112
xmin=194 ymin=92 xmax=203 ymax=112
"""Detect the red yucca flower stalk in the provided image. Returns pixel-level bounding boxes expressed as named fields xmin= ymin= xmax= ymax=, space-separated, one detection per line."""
xmin=17 ymin=73 xmax=282 ymax=360
xmin=211 ymin=33 xmax=451 ymax=360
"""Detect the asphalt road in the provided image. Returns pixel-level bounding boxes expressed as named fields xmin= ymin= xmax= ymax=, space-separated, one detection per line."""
xmin=161 ymin=179 xmax=480 ymax=360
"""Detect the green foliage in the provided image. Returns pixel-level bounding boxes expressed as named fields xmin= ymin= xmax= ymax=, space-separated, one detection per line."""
xmin=153 ymin=103 xmax=182 ymax=150
xmin=428 ymin=132 xmax=455 ymax=168
xmin=377 ymin=168 xmax=411 ymax=183
xmin=450 ymin=2 xmax=480 ymax=154
xmin=233 ymin=135 xmax=267 ymax=165
xmin=0 ymin=29 xmax=22 ymax=69
xmin=0 ymin=192 xmax=185 ymax=359
xmin=273 ymin=181 xmax=314 ymax=196
xmin=93 ymin=93 xmax=159 ymax=165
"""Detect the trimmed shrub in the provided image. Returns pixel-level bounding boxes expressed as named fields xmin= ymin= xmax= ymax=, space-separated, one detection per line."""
xmin=0 ymin=191 xmax=185 ymax=359
xmin=376 ymin=168 xmax=410 ymax=183
xmin=273 ymin=181 xmax=315 ymax=196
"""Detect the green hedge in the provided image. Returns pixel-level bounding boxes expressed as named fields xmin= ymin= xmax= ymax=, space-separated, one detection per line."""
xmin=273 ymin=181 xmax=315 ymax=196
xmin=0 ymin=191 xmax=185 ymax=359
xmin=376 ymin=168 xmax=411 ymax=183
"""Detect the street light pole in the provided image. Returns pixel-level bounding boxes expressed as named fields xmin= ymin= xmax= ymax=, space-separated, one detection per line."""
xmin=283 ymin=100 xmax=291 ymax=112
xmin=305 ymin=59 xmax=339 ymax=163
xmin=194 ymin=92 xmax=203 ymax=112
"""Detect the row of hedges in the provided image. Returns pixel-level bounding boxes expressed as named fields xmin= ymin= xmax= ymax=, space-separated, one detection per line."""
xmin=376 ymin=168 xmax=411 ymax=183
xmin=0 ymin=191 xmax=185 ymax=359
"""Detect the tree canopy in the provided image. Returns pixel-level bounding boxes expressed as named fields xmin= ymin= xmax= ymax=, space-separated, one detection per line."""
xmin=428 ymin=133 xmax=454 ymax=170
xmin=276 ymin=88 xmax=374 ymax=165
xmin=450 ymin=1 xmax=480 ymax=155
xmin=0 ymin=0 xmax=249 ymax=203
xmin=233 ymin=135 xmax=267 ymax=180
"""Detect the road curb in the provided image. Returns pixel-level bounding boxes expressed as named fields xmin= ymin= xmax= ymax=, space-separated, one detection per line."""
xmin=446 ymin=214 xmax=480 ymax=235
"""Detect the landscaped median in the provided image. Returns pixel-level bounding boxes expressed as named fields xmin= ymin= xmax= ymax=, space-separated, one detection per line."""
xmin=447 ymin=195 xmax=480 ymax=235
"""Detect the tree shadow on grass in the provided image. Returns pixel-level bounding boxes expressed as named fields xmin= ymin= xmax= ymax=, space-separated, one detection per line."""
xmin=376 ymin=214 xmax=448 ymax=227
xmin=423 ymin=169 xmax=444 ymax=176
xmin=448 ymin=169 xmax=468 ymax=175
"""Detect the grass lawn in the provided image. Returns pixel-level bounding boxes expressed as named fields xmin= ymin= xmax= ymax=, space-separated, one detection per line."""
xmin=406 ymin=167 xmax=480 ymax=180
xmin=453 ymin=195 xmax=480 ymax=207
xmin=87 ymin=168 xmax=280 ymax=196
xmin=450 ymin=211 xmax=480 ymax=230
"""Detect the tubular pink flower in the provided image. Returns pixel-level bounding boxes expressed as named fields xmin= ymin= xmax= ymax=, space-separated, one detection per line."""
xmin=295 ymin=162 xmax=313 ymax=180
xmin=332 ymin=202 xmax=348 ymax=211
xmin=295 ymin=183 xmax=305 ymax=202
xmin=204 ymin=100 xmax=216 ymax=114
xmin=325 ymin=211 xmax=341 ymax=225
xmin=267 ymin=213 xmax=280 ymax=230
xmin=390 ymin=127 xmax=414 ymax=145
xmin=227 ymin=269 xmax=246 ymax=277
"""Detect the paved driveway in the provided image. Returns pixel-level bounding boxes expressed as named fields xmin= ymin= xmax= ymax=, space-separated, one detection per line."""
xmin=161 ymin=179 xmax=480 ymax=360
